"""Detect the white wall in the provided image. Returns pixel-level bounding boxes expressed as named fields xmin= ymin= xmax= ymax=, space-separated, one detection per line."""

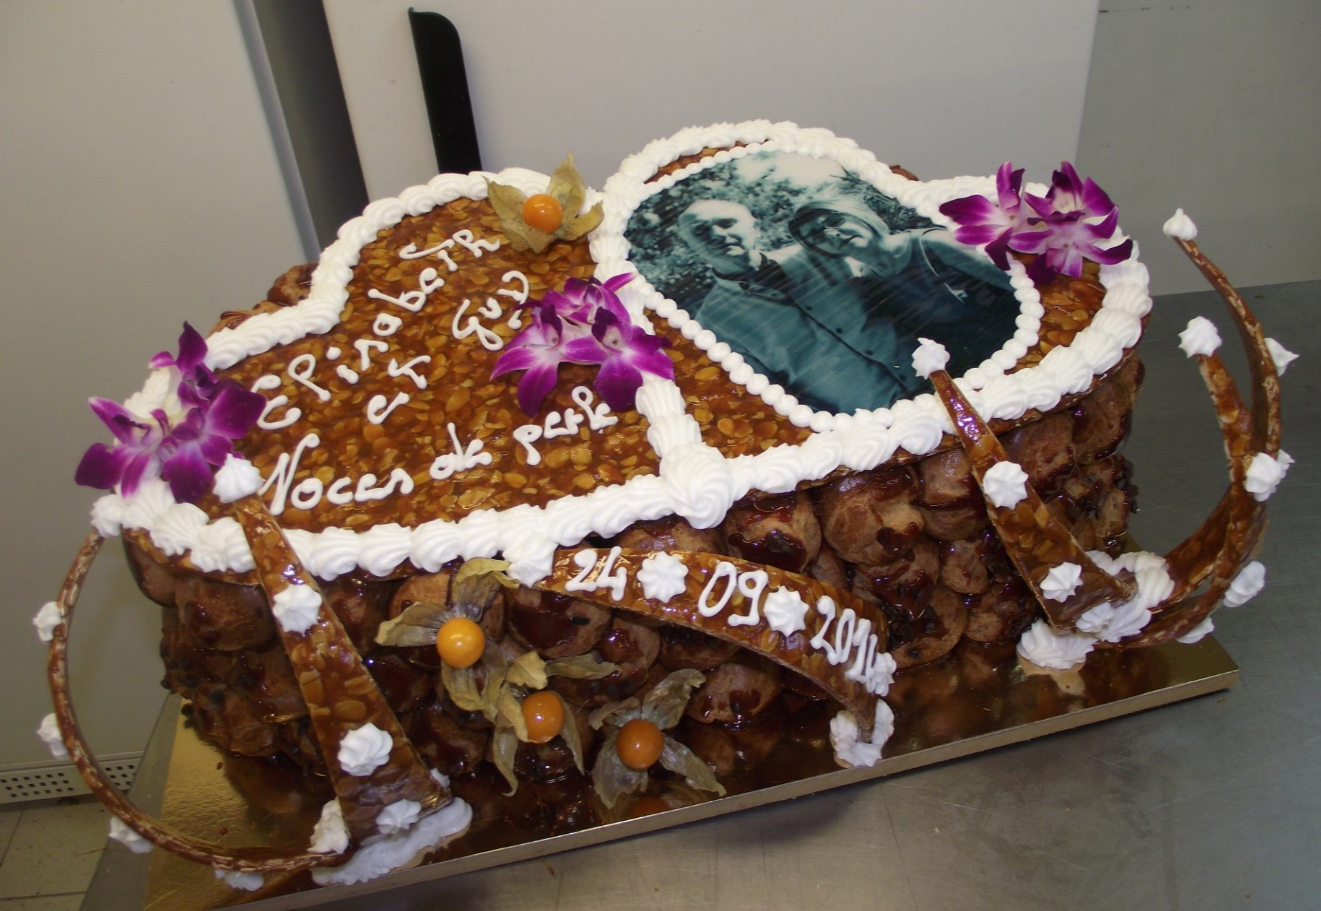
xmin=0 ymin=2 xmax=303 ymax=765
xmin=1077 ymin=0 xmax=1321 ymax=295
xmin=325 ymin=0 xmax=1102 ymax=199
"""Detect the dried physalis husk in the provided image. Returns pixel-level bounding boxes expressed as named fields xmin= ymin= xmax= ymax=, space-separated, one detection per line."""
xmin=375 ymin=600 xmax=448 ymax=648
xmin=450 ymin=559 xmax=515 ymax=615
xmin=491 ymin=724 xmax=520 ymax=796
xmin=545 ymin=155 xmax=604 ymax=241
xmin=591 ymin=728 xmax=649 ymax=809
xmin=505 ymin=651 xmax=550 ymax=691
xmin=375 ymin=561 xmax=510 ymax=648
xmin=496 ymin=688 xmax=530 ymax=742
xmin=640 ymin=668 xmax=706 ymax=729
xmin=658 ymin=736 xmax=725 ymax=798
xmin=485 ymin=155 xmax=603 ymax=253
xmin=442 ymin=647 xmax=506 ymax=716
xmin=559 ymin=703 xmax=586 ymax=774
xmin=544 ymin=653 xmax=618 ymax=681
xmin=453 ymin=558 xmax=519 ymax=592
xmin=588 ymin=695 xmax=643 ymax=731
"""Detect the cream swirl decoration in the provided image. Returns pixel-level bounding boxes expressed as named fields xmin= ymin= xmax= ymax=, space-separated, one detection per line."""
xmin=912 ymin=338 xmax=950 ymax=379
xmin=637 ymin=552 xmax=688 ymax=603
xmin=1244 ymin=451 xmax=1293 ymax=501
xmin=1179 ymin=316 xmax=1222 ymax=358
xmin=829 ymin=701 xmax=896 ymax=768
xmin=37 ymin=713 xmax=68 ymax=759
xmin=376 ymin=800 xmax=422 ymax=836
xmin=33 ymin=601 xmax=63 ymax=643
xmin=310 ymin=799 xmax=350 ymax=854
xmin=213 ymin=455 xmax=264 ymax=502
xmin=1223 ymin=560 xmax=1266 ymax=607
xmin=1265 ymin=338 xmax=1298 ymax=375
xmin=982 ymin=460 xmax=1030 ymax=509
xmin=338 ymin=722 xmax=394 ymax=777
xmin=109 ymin=817 xmax=153 ymax=854
xmin=271 ymin=583 xmax=322 ymax=635
xmin=763 ymin=587 xmax=811 ymax=637
xmin=1016 ymin=619 xmax=1096 ymax=670
xmin=1162 ymin=208 xmax=1198 ymax=240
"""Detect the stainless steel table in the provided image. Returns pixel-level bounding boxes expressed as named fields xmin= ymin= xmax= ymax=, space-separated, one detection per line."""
xmin=84 ymin=279 xmax=1321 ymax=911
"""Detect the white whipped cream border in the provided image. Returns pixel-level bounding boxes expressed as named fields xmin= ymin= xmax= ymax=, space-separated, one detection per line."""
xmin=92 ymin=124 xmax=1151 ymax=587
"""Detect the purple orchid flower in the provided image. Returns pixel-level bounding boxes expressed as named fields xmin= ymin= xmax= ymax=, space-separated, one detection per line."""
xmin=578 ymin=308 xmax=674 ymax=412
xmin=1013 ymin=207 xmax=1135 ymax=284
xmin=75 ymin=400 xmax=171 ymax=497
xmin=938 ymin=162 xmax=1029 ymax=270
xmin=494 ymin=274 xmax=669 ymax=415
xmin=157 ymin=380 xmax=266 ymax=502
xmin=76 ymin=325 xmax=264 ymax=503
xmin=491 ymin=304 xmax=576 ymax=415
xmin=151 ymin=323 xmax=220 ymax=408
xmin=1026 ymin=161 xmax=1118 ymax=221
xmin=541 ymin=274 xmax=633 ymax=325
xmin=941 ymin=161 xmax=1133 ymax=283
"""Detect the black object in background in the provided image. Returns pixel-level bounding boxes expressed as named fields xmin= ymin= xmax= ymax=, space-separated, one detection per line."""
xmin=409 ymin=10 xmax=482 ymax=174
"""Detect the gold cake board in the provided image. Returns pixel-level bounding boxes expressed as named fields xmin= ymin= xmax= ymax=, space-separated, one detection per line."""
xmin=94 ymin=636 xmax=1237 ymax=910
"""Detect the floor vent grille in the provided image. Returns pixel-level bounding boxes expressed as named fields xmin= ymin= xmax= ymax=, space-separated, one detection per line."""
xmin=0 ymin=755 xmax=141 ymax=804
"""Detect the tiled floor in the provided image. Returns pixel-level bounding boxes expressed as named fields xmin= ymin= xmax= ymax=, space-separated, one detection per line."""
xmin=0 ymin=797 xmax=108 ymax=910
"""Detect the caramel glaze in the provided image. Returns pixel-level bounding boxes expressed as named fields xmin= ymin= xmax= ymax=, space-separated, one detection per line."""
xmin=233 ymin=499 xmax=446 ymax=842
xmin=726 ymin=530 xmax=808 ymax=575
xmin=134 ymin=355 xmax=1148 ymax=846
xmin=928 ymin=367 xmax=1136 ymax=627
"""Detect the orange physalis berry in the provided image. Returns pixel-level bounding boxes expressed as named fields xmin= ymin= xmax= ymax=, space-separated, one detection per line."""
xmin=522 ymin=691 xmax=565 ymax=744
xmin=435 ymin=617 xmax=485 ymax=669
xmin=522 ymin=194 xmax=564 ymax=233
xmin=616 ymin=718 xmax=665 ymax=770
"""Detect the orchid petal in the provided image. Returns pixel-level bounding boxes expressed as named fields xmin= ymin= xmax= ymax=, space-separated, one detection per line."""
xmin=951 ymin=224 xmax=1008 ymax=247
xmin=118 ymin=448 xmax=159 ymax=498
xmin=995 ymin=162 xmax=1025 ymax=210
xmin=1086 ymin=207 xmax=1120 ymax=239
xmin=89 ymin=398 xmax=141 ymax=442
xmin=161 ymin=445 xmax=213 ymax=503
xmin=516 ymin=363 xmax=563 ymax=415
xmin=1049 ymin=161 xmax=1086 ymax=207
xmin=562 ymin=336 xmax=610 ymax=364
xmin=75 ymin=442 xmax=130 ymax=490
xmin=1007 ymin=228 xmax=1055 ymax=254
xmin=602 ymin=273 xmax=634 ymax=294
xmin=1086 ymin=237 xmax=1134 ymax=265
xmin=983 ymin=234 xmax=1013 ymax=271
xmin=1081 ymin=178 xmax=1116 ymax=217
xmin=492 ymin=345 xmax=558 ymax=379
xmin=205 ymin=382 xmax=264 ymax=438
xmin=1027 ymin=256 xmax=1059 ymax=285
xmin=1052 ymin=243 xmax=1086 ymax=278
xmin=593 ymin=358 xmax=645 ymax=412
xmin=1024 ymin=192 xmax=1057 ymax=220
xmin=939 ymin=195 xmax=999 ymax=226
xmin=199 ymin=434 xmax=235 ymax=466
xmin=627 ymin=345 xmax=676 ymax=381
xmin=175 ymin=324 xmax=209 ymax=372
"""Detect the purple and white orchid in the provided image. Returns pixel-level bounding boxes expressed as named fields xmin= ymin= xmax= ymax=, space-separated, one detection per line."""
xmin=938 ymin=162 xmax=1029 ymax=271
xmin=939 ymin=161 xmax=1133 ymax=284
xmin=75 ymin=324 xmax=264 ymax=503
xmin=492 ymin=274 xmax=674 ymax=416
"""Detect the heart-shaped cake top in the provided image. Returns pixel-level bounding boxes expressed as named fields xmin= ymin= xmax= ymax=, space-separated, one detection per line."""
xmin=91 ymin=122 xmax=1151 ymax=586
